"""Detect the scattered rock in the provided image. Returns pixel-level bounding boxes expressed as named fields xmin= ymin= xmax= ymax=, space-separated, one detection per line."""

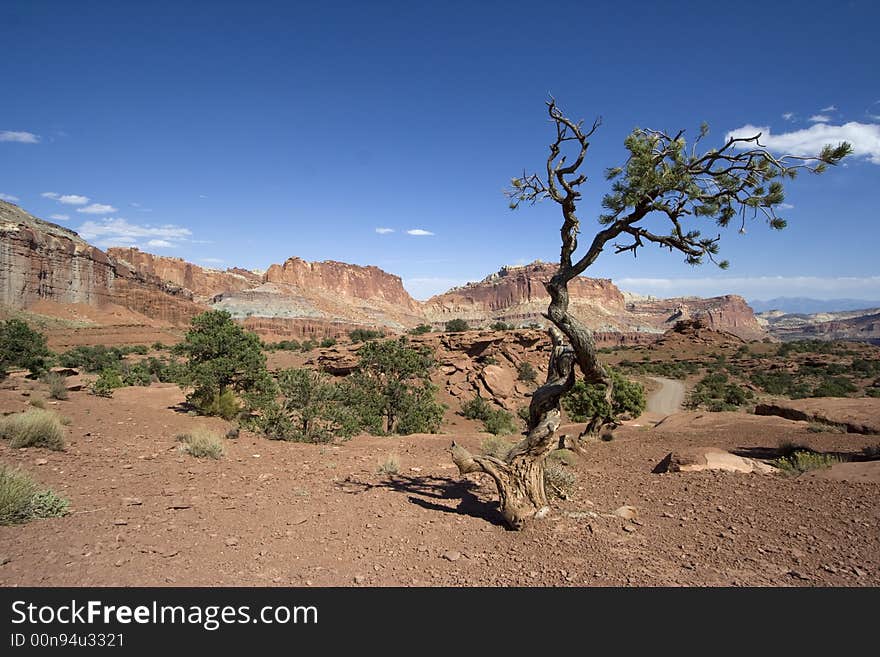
xmin=442 ymin=551 xmax=462 ymax=562
xmin=353 ymin=574 xmax=366 ymax=584
xmin=612 ymin=506 xmax=638 ymax=520
xmin=122 ymin=497 xmax=143 ymax=506
xmin=224 ymin=537 xmax=239 ymax=547
xmin=35 ymin=458 xmax=48 ymax=466
xmin=480 ymin=364 xmax=515 ymax=399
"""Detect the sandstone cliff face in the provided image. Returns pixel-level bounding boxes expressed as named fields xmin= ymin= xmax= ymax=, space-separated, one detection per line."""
xmin=627 ymin=294 xmax=766 ymax=341
xmin=107 ymin=248 xmax=260 ymax=303
xmin=0 ymin=200 xmax=203 ymax=325
xmin=423 ymin=262 xmax=629 ymax=330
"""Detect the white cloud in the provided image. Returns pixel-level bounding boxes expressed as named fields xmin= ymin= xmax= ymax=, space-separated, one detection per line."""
xmin=0 ymin=193 xmax=19 ymax=201
xmin=0 ymin=131 xmax=40 ymax=143
xmin=375 ymin=227 xmax=394 ymax=234
xmin=77 ymin=203 xmax=117 ymax=214
xmin=49 ymin=214 xmax=69 ymax=221
xmin=77 ymin=217 xmax=193 ymax=250
xmin=808 ymin=114 xmax=831 ymax=123
xmin=404 ymin=276 xmax=469 ymax=299
xmin=778 ymin=203 xmax=794 ymax=210
xmin=726 ymin=121 xmax=880 ymax=164
xmin=820 ymin=105 xmax=837 ymax=112
xmin=616 ymin=275 xmax=880 ymax=300
xmin=41 ymin=192 xmax=58 ymax=199
xmin=59 ymin=194 xmax=90 ymax=205
xmin=407 ymin=229 xmax=435 ymax=236
xmin=781 ymin=112 xmax=794 ymax=121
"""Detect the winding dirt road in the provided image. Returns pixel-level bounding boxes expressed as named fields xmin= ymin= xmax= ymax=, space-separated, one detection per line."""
xmin=646 ymin=376 xmax=685 ymax=415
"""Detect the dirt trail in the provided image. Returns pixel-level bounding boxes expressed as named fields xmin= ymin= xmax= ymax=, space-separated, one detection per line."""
xmin=646 ymin=376 xmax=685 ymax=415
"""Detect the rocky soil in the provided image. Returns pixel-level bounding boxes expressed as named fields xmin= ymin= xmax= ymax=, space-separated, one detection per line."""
xmin=1 ymin=375 xmax=877 ymax=587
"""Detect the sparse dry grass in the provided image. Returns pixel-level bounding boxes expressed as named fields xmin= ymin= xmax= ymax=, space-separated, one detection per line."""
xmin=176 ymin=427 xmax=225 ymax=459
xmin=0 ymin=465 xmax=69 ymax=525
xmin=0 ymin=409 xmax=65 ymax=450
xmin=377 ymin=452 xmax=400 ymax=475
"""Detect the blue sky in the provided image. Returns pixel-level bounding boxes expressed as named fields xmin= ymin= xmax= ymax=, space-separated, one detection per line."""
xmin=1 ymin=0 xmax=878 ymax=301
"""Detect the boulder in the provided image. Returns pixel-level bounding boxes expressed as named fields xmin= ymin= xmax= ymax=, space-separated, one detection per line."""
xmin=480 ymin=365 xmax=515 ymax=399
xmin=654 ymin=447 xmax=778 ymax=475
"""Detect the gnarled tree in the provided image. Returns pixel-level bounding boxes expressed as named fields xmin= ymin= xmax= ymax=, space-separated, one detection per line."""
xmin=452 ymin=99 xmax=851 ymax=530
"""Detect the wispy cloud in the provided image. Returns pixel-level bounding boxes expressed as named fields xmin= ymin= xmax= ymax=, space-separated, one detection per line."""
xmin=820 ymin=104 xmax=837 ymax=112
xmin=49 ymin=214 xmax=69 ymax=221
xmin=0 ymin=192 xmax=19 ymax=202
xmin=407 ymin=229 xmax=435 ymax=236
xmin=726 ymin=121 xmax=880 ymax=164
xmin=42 ymin=192 xmax=90 ymax=205
xmin=0 ymin=131 xmax=40 ymax=143
xmin=808 ymin=114 xmax=831 ymax=123
xmin=78 ymin=218 xmax=193 ymax=250
xmin=77 ymin=203 xmax=117 ymax=215
xmin=778 ymin=203 xmax=794 ymax=210
xmin=375 ymin=227 xmax=394 ymax=234
xmin=781 ymin=112 xmax=795 ymax=121
xmin=616 ymin=275 xmax=880 ymax=300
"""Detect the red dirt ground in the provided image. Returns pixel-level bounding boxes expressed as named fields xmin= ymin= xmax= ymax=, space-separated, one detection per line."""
xmin=1 ymin=375 xmax=878 ymax=587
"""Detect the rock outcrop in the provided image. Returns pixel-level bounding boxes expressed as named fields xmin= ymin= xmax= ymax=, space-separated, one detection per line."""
xmin=107 ymin=248 xmax=260 ymax=303
xmin=758 ymin=308 xmax=880 ymax=344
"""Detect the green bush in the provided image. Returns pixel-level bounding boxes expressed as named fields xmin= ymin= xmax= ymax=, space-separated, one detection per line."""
xmin=0 ymin=319 xmax=51 ymax=379
xmin=544 ymin=463 xmax=576 ymax=499
xmin=58 ymin=345 xmax=123 ymax=373
xmin=174 ymin=311 xmax=273 ymax=416
xmin=811 ymin=376 xmax=857 ymax=398
xmin=121 ymin=361 xmax=152 ymax=387
xmin=0 ymin=465 xmax=69 ymax=525
xmin=92 ymin=367 xmax=124 ymax=397
xmin=480 ymin=435 xmax=515 ymax=460
xmin=563 ymin=368 xmax=646 ymax=422
xmin=348 ymin=328 xmax=384 ymax=343
xmin=0 ymin=409 xmax=65 ymax=450
xmin=445 ymin=319 xmax=469 ymax=333
xmin=177 ymin=427 xmax=225 ymax=459
xmin=517 ymin=361 xmax=538 ymax=383
xmin=347 ymin=338 xmax=445 ymax=435
xmin=866 ymin=387 xmax=880 ymax=398
xmin=685 ymin=372 xmax=753 ymax=411
xmin=774 ymin=450 xmax=840 ymax=475
xmin=320 ymin=338 xmax=337 ymax=348
xmin=261 ymin=368 xmax=358 ymax=442
xmin=490 ymin=321 xmax=514 ymax=331
xmin=191 ymin=388 xmax=241 ymax=421
xmin=408 ymin=324 xmax=432 ymax=335
xmin=461 ymin=395 xmax=518 ymax=435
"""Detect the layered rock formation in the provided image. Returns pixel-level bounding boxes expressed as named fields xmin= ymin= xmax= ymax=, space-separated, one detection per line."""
xmin=758 ymin=308 xmax=880 ymax=344
xmin=107 ymin=248 xmax=260 ymax=303
xmin=0 ymin=201 xmax=202 ymax=325
xmin=424 ymin=262 xmax=765 ymax=341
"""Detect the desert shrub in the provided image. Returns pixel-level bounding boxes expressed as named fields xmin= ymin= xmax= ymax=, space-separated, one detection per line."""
xmin=807 ymin=422 xmax=846 ymax=434
xmin=460 ymin=394 xmax=517 ymax=435
xmin=300 ymin=339 xmax=317 ymax=352
xmin=260 ymin=368 xmax=359 ymax=443
xmin=120 ymin=344 xmax=148 ymax=355
xmin=92 ymin=367 xmax=124 ymax=397
xmin=445 ymin=318 xmax=469 ymax=332
xmin=59 ymin=345 xmax=123 ymax=373
xmin=544 ymin=463 xmax=576 ymax=499
xmin=151 ymin=341 xmax=167 ymax=351
xmin=617 ymin=358 xmax=699 ymax=379
xmin=517 ymin=361 xmax=538 ymax=383
xmin=811 ymin=376 xmax=857 ymax=398
xmin=177 ymin=427 xmax=225 ymax=459
xmin=563 ymin=368 xmax=646 ymax=422
xmin=490 ymin=321 xmax=514 ymax=331
xmin=121 ymin=361 xmax=152 ymax=387
xmin=174 ymin=310 xmax=273 ymax=415
xmin=348 ymin=329 xmax=384 ymax=343
xmin=28 ymin=398 xmax=47 ymax=409
xmin=685 ymin=373 xmax=753 ymax=411
xmin=190 ymin=388 xmax=241 ymax=421
xmin=45 ymin=372 xmax=69 ymax=400
xmin=461 ymin=395 xmax=492 ymax=420
xmin=377 ymin=453 xmax=400 ymax=475
xmin=480 ymin=435 xmax=515 ymax=460
xmin=0 ymin=319 xmax=52 ymax=379
xmin=320 ymin=337 xmax=337 ymax=348
xmin=408 ymin=324 xmax=432 ymax=335
xmin=851 ymin=358 xmax=880 ymax=377
xmin=0 ymin=409 xmax=65 ymax=450
xmin=517 ymin=406 xmax=530 ymax=423
xmin=0 ymin=465 xmax=70 ymax=525
xmin=773 ymin=450 xmax=840 ymax=475
xmin=346 ymin=338 xmax=445 ymax=435
xmin=548 ymin=448 xmax=577 ymax=466
xmin=866 ymin=387 xmax=880 ymax=398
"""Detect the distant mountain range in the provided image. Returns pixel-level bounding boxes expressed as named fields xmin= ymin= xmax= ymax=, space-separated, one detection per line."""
xmin=749 ymin=297 xmax=880 ymax=314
